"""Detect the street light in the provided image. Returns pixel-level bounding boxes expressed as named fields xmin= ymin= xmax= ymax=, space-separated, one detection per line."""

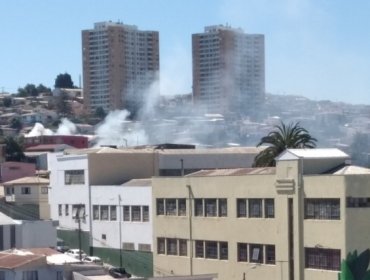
xmin=242 ymin=264 xmax=257 ymax=280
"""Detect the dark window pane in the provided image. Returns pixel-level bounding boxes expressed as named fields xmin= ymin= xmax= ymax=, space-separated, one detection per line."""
xmin=250 ymin=244 xmax=263 ymax=263
xmin=266 ymin=245 xmax=276 ymax=264
xmin=237 ymin=199 xmax=247 ymax=217
xmin=195 ymin=240 xmax=204 ymax=258
xmin=178 ymin=199 xmax=186 ymax=216
xmin=156 ymin=199 xmax=164 ymax=215
xmin=195 ymin=199 xmax=204 ymax=217
xmin=219 ymin=242 xmax=228 ymax=260
xmin=238 ymin=243 xmax=248 ymax=262
xmin=265 ymin=199 xmax=275 ymax=218
xmin=249 ymin=199 xmax=262 ymax=218
xmin=218 ymin=199 xmax=227 ymax=217
xmin=205 ymin=199 xmax=217 ymax=217
xmin=205 ymin=241 xmax=218 ymax=259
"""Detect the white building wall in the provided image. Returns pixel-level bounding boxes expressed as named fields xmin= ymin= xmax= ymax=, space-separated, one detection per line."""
xmin=19 ymin=220 xmax=57 ymax=248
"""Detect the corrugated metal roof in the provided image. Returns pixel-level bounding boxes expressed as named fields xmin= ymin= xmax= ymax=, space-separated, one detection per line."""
xmin=4 ymin=176 xmax=49 ymax=186
xmin=334 ymin=165 xmax=370 ymax=175
xmin=188 ymin=167 xmax=275 ymax=177
xmin=0 ymin=251 xmax=45 ymax=269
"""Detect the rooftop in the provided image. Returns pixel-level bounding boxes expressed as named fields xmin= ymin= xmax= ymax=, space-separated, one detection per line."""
xmin=188 ymin=167 xmax=276 ymax=177
xmin=4 ymin=176 xmax=49 ymax=186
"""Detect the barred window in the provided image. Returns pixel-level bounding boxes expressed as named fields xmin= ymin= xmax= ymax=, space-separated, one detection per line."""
xmin=138 ymin=243 xmax=151 ymax=252
xmin=237 ymin=199 xmax=247 ymax=217
xmin=237 ymin=243 xmax=248 ymax=262
xmin=305 ymin=199 xmax=340 ymax=220
xmin=142 ymin=206 xmax=149 ymax=222
xmin=178 ymin=199 xmax=186 ymax=216
xmin=110 ymin=206 xmax=117 ymax=221
xmin=205 ymin=241 xmax=218 ymax=259
xmin=205 ymin=199 xmax=217 ymax=217
xmin=249 ymin=199 xmax=262 ymax=218
xmin=167 ymin=238 xmax=177 ymax=255
xmin=156 ymin=199 xmax=164 ymax=215
xmin=93 ymin=205 xmax=99 ymax=220
xmin=346 ymin=197 xmax=370 ymax=208
xmin=123 ymin=206 xmax=130 ymax=221
xmin=266 ymin=245 xmax=276 ymax=264
xmin=305 ymin=247 xmax=340 ymax=271
xmin=100 ymin=205 xmax=109 ymax=220
xmin=218 ymin=199 xmax=227 ymax=217
xmin=219 ymin=242 xmax=228 ymax=260
xmin=265 ymin=199 xmax=275 ymax=218
xmin=165 ymin=199 xmax=177 ymax=216
xmin=131 ymin=206 xmax=141 ymax=222
xmin=21 ymin=187 xmax=31 ymax=195
xmin=195 ymin=240 xmax=204 ymax=258
xmin=65 ymin=170 xmax=85 ymax=185
xmin=157 ymin=238 xmax=165 ymax=254
xmin=195 ymin=199 xmax=204 ymax=216
xmin=179 ymin=239 xmax=187 ymax=256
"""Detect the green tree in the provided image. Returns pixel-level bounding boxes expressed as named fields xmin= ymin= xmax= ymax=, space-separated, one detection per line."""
xmin=1 ymin=136 xmax=25 ymax=162
xmin=56 ymin=91 xmax=72 ymax=117
xmin=339 ymin=249 xmax=370 ymax=280
xmin=55 ymin=73 xmax=75 ymax=89
xmin=2 ymin=97 xmax=12 ymax=107
xmin=17 ymin=84 xmax=38 ymax=97
xmin=10 ymin=118 xmax=22 ymax=132
xmin=36 ymin=84 xmax=51 ymax=94
xmin=253 ymin=122 xmax=317 ymax=167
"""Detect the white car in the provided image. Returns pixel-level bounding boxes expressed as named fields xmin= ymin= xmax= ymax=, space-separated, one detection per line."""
xmin=65 ymin=249 xmax=87 ymax=259
xmin=83 ymin=256 xmax=103 ymax=265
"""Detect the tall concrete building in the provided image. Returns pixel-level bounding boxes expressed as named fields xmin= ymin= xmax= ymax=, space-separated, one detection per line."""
xmin=82 ymin=21 xmax=159 ymax=117
xmin=192 ymin=25 xmax=265 ymax=119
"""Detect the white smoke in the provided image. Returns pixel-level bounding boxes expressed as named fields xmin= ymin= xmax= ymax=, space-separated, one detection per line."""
xmin=25 ymin=118 xmax=77 ymax=137
xmin=94 ymin=110 xmax=148 ymax=147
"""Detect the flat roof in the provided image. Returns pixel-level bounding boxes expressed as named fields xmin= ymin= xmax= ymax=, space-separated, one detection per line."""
xmin=188 ymin=167 xmax=276 ymax=177
xmin=279 ymin=148 xmax=349 ymax=159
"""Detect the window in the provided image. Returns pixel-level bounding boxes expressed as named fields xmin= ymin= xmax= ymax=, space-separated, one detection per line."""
xmin=265 ymin=199 xmax=275 ymax=218
xmin=64 ymin=170 xmax=85 ymax=185
xmin=205 ymin=199 xmax=217 ymax=217
xmin=138 ymin=243 xmax=151 ymax=252
xmin=346 ymin=197 xmax=370 ymax=208
xmin=102 ymin=234 xmax=106 ymax=240
xmin=249 ymin=199 xmax=262 ymax=218
xmin=110 ymin=206 xmax=117 ymax=221
xmin=157 ymin=238 xmax=165 ymax=254
xmin=100 ymin=205 xmax=109 ymax=220
xmin=238 ymin=243 xmax=248 ymax=262
xmin=156 ymin=199 xmax=164 ymax=215
xmin=195 ymin=199 xmax=204 ymax=216
xmin=122 ymin=242 xmax=135 ymax=250
xmin=178 ymin=199 xmax=186 ymax=216
xmin=205 ymin=241 xmax=218 ymax=259
xmin=219 ymin=242 xmax=228 ymax=260
xmin=167 ymin=238 xmax=177 ymax=255
xmin=219 ymin=199 xmax=227 ymax=217
xmin=266 ymin=245 xmax=276 ymax=264
xmin=195 ymin=240 xmax=204 ymax=258
xmin=0 ymin=271 xmax=4 ymax=280
xmin=250 ymin=244 xmax=263 ymax=263
xmin=41 ymin=187 xmax=48 ymax=194
xmin=58 ymin=204 xmax=62 ymax=216
xmin=131 ymin=206 xmax=141 ymax=221
xmin=93 ymin=205 xmax=99 ymax=220
xmin=5 ymin=187 xmax=13 ymax=195
xmin=305 ymin=199 xmax=340 ymax=220
xmin=123 ymin=206 xmax=130 ymax=221
xmin=56 ymin=271 xmax=63 ymax=280
xmin=22 ymin=270 xmax=38 ymax=280
xmin=237 ymin=199 xmax=247 ymax=217
xmin=305 ymin=247 xmax=340 ymax=271
xmin=65 ymin=205 xmax=69 ymax=216
xmin=179 ymin=239 xmax=187 ymax=256
xmin=21 ymin=187 xmax=31 ymax=195
xmin=142 ymin=206 xmax=149 ymax=222
xmin=165 ymin=199 xmax=177 ymax=216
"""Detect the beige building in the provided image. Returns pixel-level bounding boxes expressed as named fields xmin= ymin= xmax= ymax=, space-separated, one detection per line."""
xmin=3 ymin=176 xmax=50 ymax=220
xmin=192 ymin=25 xmax=265 ymax=118
xmin=152 ymin=148 xmax=370 ymax=280
xmin=82 ymin=21 xmax=159 ymax=116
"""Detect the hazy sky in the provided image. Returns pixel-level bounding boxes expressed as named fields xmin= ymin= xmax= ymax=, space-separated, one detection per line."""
xmin=1 ymin=0 xmax=370 ymax=104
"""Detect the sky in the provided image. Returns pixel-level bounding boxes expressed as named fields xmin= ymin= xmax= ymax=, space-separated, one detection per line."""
xmin=1 ymin=0 xmax=370 ymax=104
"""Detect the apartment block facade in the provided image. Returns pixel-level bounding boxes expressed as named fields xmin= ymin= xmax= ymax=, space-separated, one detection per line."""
xmin=82 ymin=21 xmax=159 ymax=116
xmin=152 ymin=149 xmax=370 ymax=280
xmin=192 ymin=25 xmax=265 ymax=118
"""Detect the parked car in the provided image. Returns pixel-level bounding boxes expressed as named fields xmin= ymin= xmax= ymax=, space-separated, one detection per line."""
xmin=56 ymin=239 xmax=70 ymax=253
xmin=65 ymin=249 xmax=87 ymax=259
xmin=108 ymin=267 xmax=131 ymax=278
xmin=83 ymin=256 xmax=103 ymax=265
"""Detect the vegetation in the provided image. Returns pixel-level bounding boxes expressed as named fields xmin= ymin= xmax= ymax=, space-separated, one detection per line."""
xmin=17 ymin=83 xmax=51 ymax=97
xmin=253 ymin=122 xmax=317 ymax=167
xmin=2 ymin=97 xmax=12 ymax=107
xmin=95 ymin=107 xmax=107 ymax=120
xmin=0 ymin=136 xmax=25 ymax=162
xmin=55 ymin=73 xmax=75 ymax=89
xmin=55 ymin=91 xmax=72 ymax=117
xmin=339 ymin=249 xmax=370 ymax=280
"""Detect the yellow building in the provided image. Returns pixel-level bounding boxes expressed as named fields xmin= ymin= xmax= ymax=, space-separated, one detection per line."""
xmin=152 ymin=148 xmax=370 ymax=280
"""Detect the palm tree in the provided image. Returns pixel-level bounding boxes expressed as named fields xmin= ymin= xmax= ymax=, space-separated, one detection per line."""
xmin=253 ymin=122 xmax=317 ymax=167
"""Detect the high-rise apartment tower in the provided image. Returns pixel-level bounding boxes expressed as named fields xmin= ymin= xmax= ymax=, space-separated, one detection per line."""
xmin=192 ymin=25 xmax=265 ymax=119
xmin=82 ymin=21 xmax=159 ymax=117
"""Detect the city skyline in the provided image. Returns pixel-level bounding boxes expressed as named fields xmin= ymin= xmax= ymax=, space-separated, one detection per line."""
xmin=1 ymin=0 xmax=370 ymax=105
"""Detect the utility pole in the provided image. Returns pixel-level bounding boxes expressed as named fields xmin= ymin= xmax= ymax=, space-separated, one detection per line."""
xmin=118 ymin=195 xmax=123 ymax=268
xmin=74 ymin=204 xmax=86 ymax=261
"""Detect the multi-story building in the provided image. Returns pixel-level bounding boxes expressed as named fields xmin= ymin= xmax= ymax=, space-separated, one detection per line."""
xmin=152 ymin=148 xmax=370 ymax=280
xmin=82 ymin=21 xmax=159 ymax=117
xmin=192 ymin=25 xmax=265 ymax=119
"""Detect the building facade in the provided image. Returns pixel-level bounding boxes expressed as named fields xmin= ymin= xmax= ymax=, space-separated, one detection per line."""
xmin=192 ymin=25 xmax=265 ymax=119
xmin=152 ymin=149 xmax=370 ymax=280
xmin=82 ymin=21 xmax=160 ymax=116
